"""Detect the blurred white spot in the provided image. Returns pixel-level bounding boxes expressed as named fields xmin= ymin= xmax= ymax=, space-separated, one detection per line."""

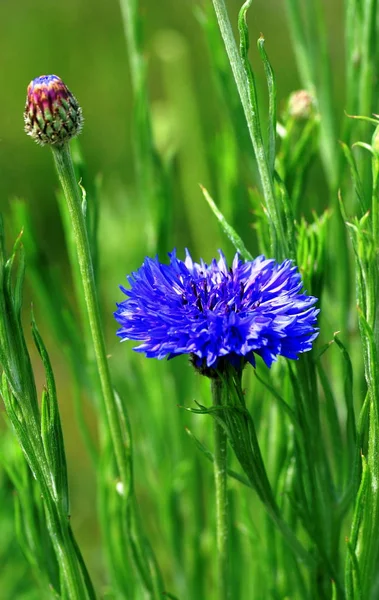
xmin=116 ymin=481 xmax=124 ymax=496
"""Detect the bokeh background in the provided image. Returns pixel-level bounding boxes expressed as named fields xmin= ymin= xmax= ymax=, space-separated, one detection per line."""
xmin=0 ymin=0 xmax=349 ymax=598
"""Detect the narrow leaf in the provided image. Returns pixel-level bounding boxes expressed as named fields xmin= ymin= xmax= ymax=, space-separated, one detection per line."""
xmin=185 ymin=427 xmax=252 ymax=488
xmin=257 ymin=35 xmax=277 ymax=175
xmin=340 ymin=142 xmax=366 ymax=214
xmin=32 ymin=314 xmax=69 ymax=513
xmin=200 ymin=185 xmax=253 ymax=260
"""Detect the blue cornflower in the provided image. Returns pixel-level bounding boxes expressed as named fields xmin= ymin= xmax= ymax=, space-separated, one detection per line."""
xmin=114 ymin=250 xmax=319 ymax=371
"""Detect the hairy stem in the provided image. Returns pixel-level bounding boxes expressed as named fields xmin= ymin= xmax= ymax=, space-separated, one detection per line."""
xmin=211 ymin=377 xmax=229 ymax=600
xmin=51 ymin=143 xmax=128 ymax=486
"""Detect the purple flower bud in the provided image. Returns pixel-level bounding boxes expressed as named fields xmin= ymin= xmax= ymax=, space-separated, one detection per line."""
xmin=24 ymin=75 xmax=83 ymax=146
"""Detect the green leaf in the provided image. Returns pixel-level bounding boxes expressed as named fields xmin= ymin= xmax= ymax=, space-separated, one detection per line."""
xmin=257 ymin=35 xmax=277 ymax=175
xmin=185 ymin=427 xmax=252 ymax=488
xmin=253 ymin=371 xmax=299 ymax=429
xmin=4 ymin=229 xmax=25 ymax=322
xmin=32 ymin=314 xmax=69 ymax=514
xmin=316 ymin=361 xmax=344 ymax=485
xmin=340 ymin=141 xmax=367 ymax=214
xmin=345 ymin=113 xmax=379 ymax=127
xmin=0 ymin=223 xmax=40 ymax=425
xmin=334 ymin=335 xmax=356 ymax=451
xmin=200 ymin=185 xmax=253 ymax=260
xmin=345 ymin=455 xmax=369 ymax=599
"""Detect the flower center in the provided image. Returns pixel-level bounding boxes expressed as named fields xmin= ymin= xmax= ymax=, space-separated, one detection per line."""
xmin=179 ymin=271 xmax=263 ymax=317
xmin=180 ymin=273 xmax=239 ymax=314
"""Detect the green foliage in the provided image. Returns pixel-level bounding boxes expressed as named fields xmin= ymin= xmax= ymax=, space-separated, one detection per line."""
xmin=0 ymin=222 xmax=95 ymax=599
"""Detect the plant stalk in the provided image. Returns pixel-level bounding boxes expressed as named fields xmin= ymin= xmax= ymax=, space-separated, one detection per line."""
xmin=211 ymin=377 xmax=229 ymax=600
xmin=211 ymin=0 xmax=286 ymax=258
xmin=51 ymin=143 xmax=128 ymax=486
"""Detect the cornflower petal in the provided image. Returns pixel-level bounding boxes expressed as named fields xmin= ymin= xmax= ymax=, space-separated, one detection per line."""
xmin=114 ymin=250 xmax=319 ymax=370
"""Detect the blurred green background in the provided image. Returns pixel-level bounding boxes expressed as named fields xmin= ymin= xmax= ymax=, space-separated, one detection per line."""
xmin=0 ymin=0 xmax=348 ymax=598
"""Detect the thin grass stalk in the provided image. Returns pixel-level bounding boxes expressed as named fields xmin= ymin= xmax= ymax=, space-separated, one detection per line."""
xmin=344 ymin=0 xmax=360 ymax=144
xmin=358 ymin=0 xmax=377 ymax=120
xmin=118 ymin=0 xmax=157 ymax=252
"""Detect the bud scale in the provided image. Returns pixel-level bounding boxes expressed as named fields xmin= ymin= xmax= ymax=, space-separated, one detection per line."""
xmin=24 ymin=75 xmax=83 ymax=146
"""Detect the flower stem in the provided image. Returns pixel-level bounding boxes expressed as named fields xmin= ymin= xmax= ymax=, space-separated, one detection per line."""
xmin=211 ymin=377 xmax=229 ymax=600
xmin=211 ymin=0 xmax=287 ymax=259
xmin=51 ymin=143 xmax=128 ymax=485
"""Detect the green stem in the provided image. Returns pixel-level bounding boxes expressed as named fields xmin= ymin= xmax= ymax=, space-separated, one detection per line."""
xmin=211 ymin=0 xmax=286 ymax=258
xmin=211 ymin=378 xmax=229 ymax=600
xmin=244 ymin=403 xmax=317 ymax=568
xmin=58 ymin=518 xmax=92 ymax=600
xmin=69 ymin=364 xmax=98 ymax=467
xmin=358 ymin=324 xmax=379 ymax=597
xmin=51 ymin=144 xmax=128 ymax=486
xmin=118 ymin=0 xmax=143 ymax=94
xmin=118 ymin=0 xmax=157 ymax=252
xmin=358 ymin=0 xmax=376 ymax=120
xmin=21 ymin=441 xmax=90 ymax=599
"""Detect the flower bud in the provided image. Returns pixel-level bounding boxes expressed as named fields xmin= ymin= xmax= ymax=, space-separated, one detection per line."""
xmin=24 ymin=75 xmax=83 ymax=146
xmin=287 ymin=90 xmax=315 ymax=120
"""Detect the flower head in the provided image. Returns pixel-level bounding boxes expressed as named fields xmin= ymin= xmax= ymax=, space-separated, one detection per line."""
xmin=24 ymin=75 xmax=83 ymax=146
xmin=287 ymin=90 xmax=315 ymax=121
xmin=114 ymin=250 xmax=319 ymax=371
